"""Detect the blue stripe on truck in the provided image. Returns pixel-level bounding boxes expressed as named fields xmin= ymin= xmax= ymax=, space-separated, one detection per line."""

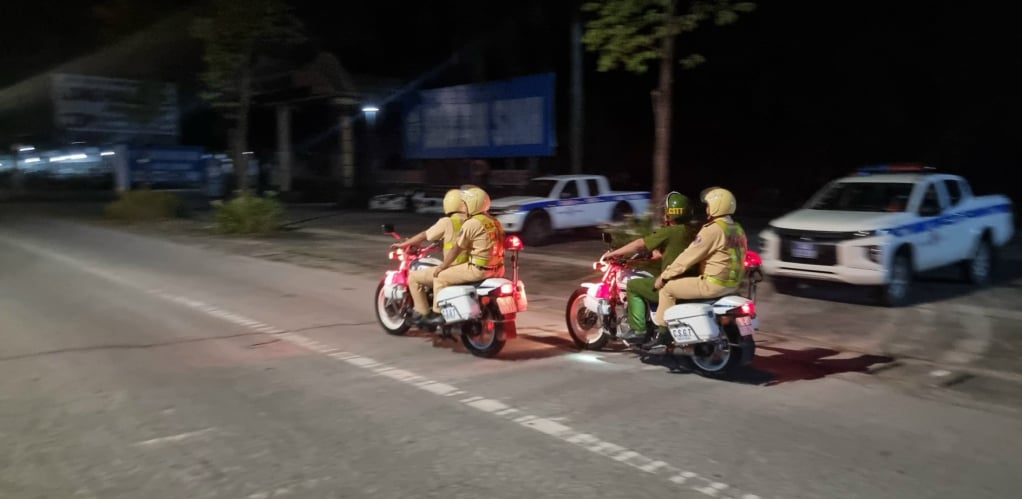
xmin=886 ymin=203 xmax=1012 ymax=237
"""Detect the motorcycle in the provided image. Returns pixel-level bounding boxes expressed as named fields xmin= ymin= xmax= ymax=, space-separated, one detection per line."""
xmin=374 ymin=223 xmax=528 ymax=358
xmin=565 ymin=231 xmax=764 ymax=374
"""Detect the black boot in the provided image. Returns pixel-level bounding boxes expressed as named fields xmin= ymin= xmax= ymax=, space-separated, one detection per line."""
xmin=422 ymin=312 xmax=446 ymax=326
xmin=641 ymin=327 xmax=672 ymax=351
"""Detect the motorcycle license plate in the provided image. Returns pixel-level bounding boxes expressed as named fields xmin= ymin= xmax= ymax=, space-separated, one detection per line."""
xmin=670 ymin=324 xmax=697 ymax=343
xmin=737 ymin=316 xmax=755 ymax=336
xmin=496 ymin=296 xmax=518 ymax=314
xmin=441 ymin=306 xmax=460 ymax=321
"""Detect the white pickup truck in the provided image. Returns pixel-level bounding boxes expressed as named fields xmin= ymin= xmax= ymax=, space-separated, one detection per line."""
xmin=757 ymin=164 xmax=1014 ymax=306
xmin=490 ymin=174 xmax=650 ymax=245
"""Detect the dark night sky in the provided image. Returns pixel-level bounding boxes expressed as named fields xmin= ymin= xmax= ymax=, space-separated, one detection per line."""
xmin=1 ymin=0 xmax=1019 ymax=205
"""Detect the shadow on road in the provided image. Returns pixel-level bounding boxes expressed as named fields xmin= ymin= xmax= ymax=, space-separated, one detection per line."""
xmin=638 ymin=346 xmax=895 ymax=386
xmin=731 ymin=346 xmax=895 ymax=386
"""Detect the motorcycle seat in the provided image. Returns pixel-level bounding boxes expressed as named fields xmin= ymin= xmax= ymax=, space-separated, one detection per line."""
xmin=673 ymin=297 xmax=723 ymax=305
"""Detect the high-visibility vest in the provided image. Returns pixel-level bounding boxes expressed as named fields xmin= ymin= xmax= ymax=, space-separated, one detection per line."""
xmin=468 ymin=213 xmax=505 ymax=268
xmin=702 ymin=219 xmax=747 ymax=288
xmin=443 ymin=216 xmax=469 ymax=265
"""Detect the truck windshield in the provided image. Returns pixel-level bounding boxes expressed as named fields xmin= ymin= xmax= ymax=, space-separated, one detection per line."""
xmin=808 ymin=182 xmax=915 ymax=212
xmin=520 ymin=179 xmax=559 ymax=197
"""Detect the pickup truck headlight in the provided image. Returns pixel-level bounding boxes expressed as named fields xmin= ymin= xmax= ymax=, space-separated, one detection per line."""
xmin=493 ymin=206 xmax=522 ymax=216
xmin=854 ymin=229 xmax=891 ymax=238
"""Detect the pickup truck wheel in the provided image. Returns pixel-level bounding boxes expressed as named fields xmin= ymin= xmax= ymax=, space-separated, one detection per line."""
xmin=521 ymin=212 xmax=551 ymax=246
xmin=878 ymin=251 xmax=912 ymax=307
xmin=611 ymin=202 xmax=632 ymax=222
xmin=962 ymin=237 xmax=994 ymax=286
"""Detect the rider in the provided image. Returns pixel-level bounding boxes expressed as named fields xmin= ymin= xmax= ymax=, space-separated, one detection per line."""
xmin=423 ymin=185 xmax=506 ymax=325
xmin=646 ymin=186 xmax=747 ymax=349
xmin=390 ymin=189 xmax=469 ymax=323
xmin=600 ymin=191 xmax=697 ymax=343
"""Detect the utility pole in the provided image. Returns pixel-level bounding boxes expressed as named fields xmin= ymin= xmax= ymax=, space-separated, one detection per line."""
xmin=570 ymin=0 xmax=584 ymax=174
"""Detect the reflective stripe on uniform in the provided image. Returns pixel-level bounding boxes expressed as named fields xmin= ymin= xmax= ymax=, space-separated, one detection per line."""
xmin=702 ymin=219 xmax=747 ymax=288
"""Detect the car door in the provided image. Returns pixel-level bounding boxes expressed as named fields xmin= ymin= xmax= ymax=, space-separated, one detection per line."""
xmin=549 ymin=180 xmax=584 ymax=229
xmin=940 ymin=178 xmax=972 ymax=261
xmin=910 ymin=181 xmax=951 ymax=270
xmin=582 ymin=177 xmax=612 ymax=224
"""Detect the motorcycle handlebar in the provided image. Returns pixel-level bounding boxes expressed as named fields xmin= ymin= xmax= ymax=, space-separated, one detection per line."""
xmin=599 ymin=253 xmax=650 ymax=267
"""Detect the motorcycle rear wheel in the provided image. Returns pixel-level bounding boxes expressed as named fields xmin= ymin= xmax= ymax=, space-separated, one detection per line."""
xmin=565 ymin=288 xmax=610 ymax=350
xmin=461 ymin=321 xmax=506 ymax=358
xmin=375 ymin=279 xmax=411 ymax=336
xmin=689 ymin=326 xmax=743 ymax=375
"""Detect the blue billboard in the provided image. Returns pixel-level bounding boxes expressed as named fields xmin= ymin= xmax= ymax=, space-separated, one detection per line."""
xmin=402 ymin=72 xmax=556 ymax=159
xmin=127 ymin=145 xmax=207 ymax=188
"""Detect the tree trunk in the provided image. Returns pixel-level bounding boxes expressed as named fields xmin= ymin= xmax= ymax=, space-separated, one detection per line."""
xmin=234 ymin=67 xmax=253 ymax=192
xmin=651 ymin=30 xmax=675 ymax=220
xmin=570 ymin=0 xmax=584 ymax=174
xmin=276 ymin=105 xmax=293 ymax=192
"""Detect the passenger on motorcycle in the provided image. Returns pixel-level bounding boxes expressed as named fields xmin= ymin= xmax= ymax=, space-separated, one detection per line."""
xmin=423 ymin=186 xmax=506 ymax=325
xmin=600 ymin=191 xmax=697 ymax=343
xmin=648 ymin=187 xmax=748 ymax=349
xmin=389 ymin=188 xmax=469 ymax=323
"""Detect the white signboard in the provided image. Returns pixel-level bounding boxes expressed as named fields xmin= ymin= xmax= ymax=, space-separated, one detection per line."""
xmin=51 ymin=73 xmax=180 ymax=137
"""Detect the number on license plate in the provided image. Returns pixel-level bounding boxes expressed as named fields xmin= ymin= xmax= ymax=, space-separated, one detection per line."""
xmin=670 ymin=325 xmax=695 ymax=342
xmin=736 ymin=316 xmax=755 ymax=336
xmin=442 ymin=307 xmax=459 ymax=320
xmin=791 ymin=241 xmax=817 ymax=259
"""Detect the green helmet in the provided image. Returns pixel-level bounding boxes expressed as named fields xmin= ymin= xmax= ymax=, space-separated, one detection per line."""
xmin=664 ymin=191 xmax=691 ymax=224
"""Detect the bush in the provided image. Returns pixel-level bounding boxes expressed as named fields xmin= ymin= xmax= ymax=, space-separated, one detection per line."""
xmin=212 ymin=190 xmax=285 ymax=235
xmin=104 ymin=189 xmax=183 ymax=222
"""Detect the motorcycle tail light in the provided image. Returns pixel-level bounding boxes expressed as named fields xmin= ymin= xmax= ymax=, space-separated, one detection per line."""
xmin=499 ymin=283 xmax=514 ymax=295
xmin=744 ymin=250 xmax=762 ymax=269
xmin=739 ymin=302 xmax=756 ymax=317
xmin=505 ymin=235 xmax=524 ymax=251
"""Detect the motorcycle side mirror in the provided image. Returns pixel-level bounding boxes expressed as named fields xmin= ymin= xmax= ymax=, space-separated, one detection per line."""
xmin=381 ymin=224 xmax=395 ymax=234
xmin=601 ymin=232 xmax=612 ymax=244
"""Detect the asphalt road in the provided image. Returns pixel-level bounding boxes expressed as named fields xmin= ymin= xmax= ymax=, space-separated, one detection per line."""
xmin=2 ymin=216 xmax=1022 ymax=498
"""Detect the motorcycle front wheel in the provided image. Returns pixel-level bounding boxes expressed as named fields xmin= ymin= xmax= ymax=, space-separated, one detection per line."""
xmin=461 ymin=321 xmax=506 ymax=358
xmin=565 ymin=287 xmax=610 ymax=350
xmin=375 ymin=279 xmax=411 ymax=336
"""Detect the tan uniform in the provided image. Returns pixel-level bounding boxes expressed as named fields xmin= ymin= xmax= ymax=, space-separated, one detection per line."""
xmin=408 ymin=214 xmax=467 ymax=315
xmin=431 ymin=213 xmax=505 ymax=313
xmin=653 ymin=217 xmax=747 ymax=326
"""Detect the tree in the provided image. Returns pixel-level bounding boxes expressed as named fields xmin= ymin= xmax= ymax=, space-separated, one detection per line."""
xmin=191 ymin=0 xmax=305 ymax=191
xmin=581 ymin=0 xmax=755 ymax=217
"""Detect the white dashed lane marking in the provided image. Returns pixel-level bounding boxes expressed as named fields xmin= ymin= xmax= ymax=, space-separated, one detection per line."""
xmin=144 ymin=289 xmax=763 ymax=499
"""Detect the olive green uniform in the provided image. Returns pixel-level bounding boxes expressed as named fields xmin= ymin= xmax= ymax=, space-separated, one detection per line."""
xmin=625 ymin=223 xmax=696 ymax=333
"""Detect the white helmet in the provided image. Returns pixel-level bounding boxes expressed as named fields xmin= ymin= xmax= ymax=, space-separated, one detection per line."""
xmin=701 ymin=186 xmax=737 ymax=218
